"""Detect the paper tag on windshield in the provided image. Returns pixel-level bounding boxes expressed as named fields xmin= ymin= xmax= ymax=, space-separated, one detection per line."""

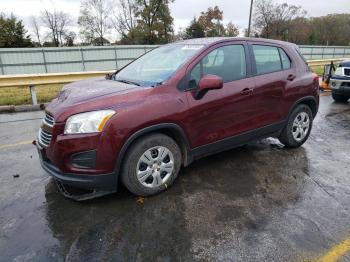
xmin=182 ymin=45 xmax=204 ymax=50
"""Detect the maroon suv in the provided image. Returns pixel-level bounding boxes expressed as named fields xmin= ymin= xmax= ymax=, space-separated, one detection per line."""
xmin=36 ymin=37 xmax=319 ymax=200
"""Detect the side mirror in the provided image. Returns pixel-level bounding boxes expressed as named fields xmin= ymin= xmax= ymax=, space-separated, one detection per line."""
xmin=194 ymin=74 xmax=223 ymax=100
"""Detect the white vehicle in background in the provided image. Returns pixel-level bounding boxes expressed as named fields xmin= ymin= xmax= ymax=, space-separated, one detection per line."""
xmin=329 ymin=60 xmax=350 ymax=102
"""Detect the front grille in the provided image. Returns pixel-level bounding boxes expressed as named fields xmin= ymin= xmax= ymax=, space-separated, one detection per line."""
xmin=39 ymin=112 xmax=55 ymax=147
xmin=344 ymin=68 xmax=350 ymax=77
xmin=341 ymin=82 xmax=350 ymax=87
xmin=38 ymin=128 xmax=52 ymax=147
xmin=43 ymin=112 xmax=55 ymax=127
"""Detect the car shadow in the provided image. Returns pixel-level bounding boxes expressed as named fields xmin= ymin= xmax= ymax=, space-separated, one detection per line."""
xmin=43 ymin=137 xmax=310 ymax=260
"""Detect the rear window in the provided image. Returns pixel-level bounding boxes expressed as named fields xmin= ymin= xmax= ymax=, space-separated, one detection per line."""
xmin=252 ymin=45 xmax=282 ymax=74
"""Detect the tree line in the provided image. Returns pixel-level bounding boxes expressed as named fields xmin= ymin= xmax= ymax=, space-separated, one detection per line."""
xmin=252 ymin=0 xmax=350 ymax=45
xmin=0 ymin=0 xmax=349 ymax=48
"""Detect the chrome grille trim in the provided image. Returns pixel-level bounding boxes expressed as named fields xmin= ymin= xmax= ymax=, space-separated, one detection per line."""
xmin=344 ymin=68 xmax=350 ymax=77
xmin=38 ymin=128 xmax=52 ymax=147
xmin=43 ymin=113 xmax=55 ymax=127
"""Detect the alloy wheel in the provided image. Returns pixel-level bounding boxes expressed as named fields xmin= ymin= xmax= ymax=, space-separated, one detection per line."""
xmin=292 ymin=112 xmax=310 ymax=142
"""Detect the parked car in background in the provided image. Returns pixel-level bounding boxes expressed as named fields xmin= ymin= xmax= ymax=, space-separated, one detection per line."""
xmin=36 ymin=37 xmax=319 ymax=200
xmin=329 ymin=60 xmax=350 ymax=102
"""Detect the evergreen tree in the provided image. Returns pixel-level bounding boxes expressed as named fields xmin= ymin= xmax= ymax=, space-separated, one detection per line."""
xmin=185 ymin=18 xmax=205 ymax=39
xmin=0 ymin=14 xmax=32 ymax=48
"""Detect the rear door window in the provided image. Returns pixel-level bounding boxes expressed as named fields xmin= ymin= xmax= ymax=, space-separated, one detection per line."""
xmin=252 ymin=45 xmax=282 ymax=75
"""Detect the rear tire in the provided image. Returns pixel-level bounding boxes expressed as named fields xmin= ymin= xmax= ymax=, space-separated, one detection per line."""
xmin=279 ymin=104 xmax=313 ymax=148
xmin=121 ymin=133 xmax=182 ymax=196
xmin=332 ymin=93 xmax=349 ymax=103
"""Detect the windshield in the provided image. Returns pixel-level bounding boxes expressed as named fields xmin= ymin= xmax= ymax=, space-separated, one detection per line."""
xmin=114 ymin=44 xmax=205 ymax=87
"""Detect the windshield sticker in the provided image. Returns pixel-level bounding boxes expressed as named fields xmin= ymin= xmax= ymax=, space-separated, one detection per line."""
xmin=182 ymin=45 xmax=204 ymax=50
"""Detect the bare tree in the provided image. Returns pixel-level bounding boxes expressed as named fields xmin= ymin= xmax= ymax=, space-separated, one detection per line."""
xmin=253 ymin=0 xmax=275 ymax=38
xmin=41 ymin=9 xmax=72 ymax=46
xmin=253 ymin=0 xmax=306 ymax=39
xmin=225 ymin=22 xmax=239 ymax=37
xmin=112 ymin=0 xmax=137 ymax=43
xmin=78 ymin=0 xmax=112 ymax=45
xmin=272 ymin=3 xmax=306 ymax=39
xmin=57 ymin=12 xmax=72 ymax=46
xmin=30 ymin=16 xmax=41 ymax=46
xmin=64 ymin=31 xmax=77 ymax=46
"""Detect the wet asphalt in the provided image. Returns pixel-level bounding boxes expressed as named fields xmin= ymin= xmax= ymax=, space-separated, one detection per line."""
xmin=0 ymin=94 xmax=349 ymax=262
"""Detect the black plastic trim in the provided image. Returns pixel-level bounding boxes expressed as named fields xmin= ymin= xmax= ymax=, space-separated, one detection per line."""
xmin=288 ymin=96 xmax=319 ymax=118
xmin=38 ymin=147 xmax=117 ymax=192
xmin=70 ymin=150 xmax=97 ymax=169
xmin=191 ymin=121 xmax=286 ymax=160
xmin=115 ymin=120 xmax=290 ymax=171
xmin=115 ymin=123 xmax=193 ymax=172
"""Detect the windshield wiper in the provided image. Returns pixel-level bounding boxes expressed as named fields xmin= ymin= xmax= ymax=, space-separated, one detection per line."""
xmin=105 ymin=72 xmax=115 ymax=80
xmin=115 ymin=79 xmax=140 ymax=86
xmin=105 ymin=69 xmax=121 ymax=80
xmin=151 ymin=82 xmax=163 ymax=87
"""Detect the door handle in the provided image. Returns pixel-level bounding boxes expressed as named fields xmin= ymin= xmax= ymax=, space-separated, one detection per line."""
xmin=241 ymin=88 xmax=253 ymax=95
xmin=287 ymin=74 xmax=296 ymax=81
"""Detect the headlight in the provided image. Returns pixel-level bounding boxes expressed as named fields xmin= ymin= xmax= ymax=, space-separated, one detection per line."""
xmin=64 ymin=110 xmax=115 ymax=134
xmin=334 ymin=67 xmax=343 ymax=76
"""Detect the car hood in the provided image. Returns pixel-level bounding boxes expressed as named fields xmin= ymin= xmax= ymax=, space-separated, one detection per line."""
xmin=57 ymin=77 xmax=142 ymax=104
xmin=340 ymin=60 xmax=350 ymax=67
xmin=46 ymin=77 xmax=150 ymax=121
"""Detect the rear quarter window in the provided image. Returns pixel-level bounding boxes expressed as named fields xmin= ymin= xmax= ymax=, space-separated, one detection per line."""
xmin=294 ymin=46 xmax=310 ymax=71
xmin=295 ymin=47 xmax=307 ymax=63
xmin=279 ymin=48 xmax=291 ymax=69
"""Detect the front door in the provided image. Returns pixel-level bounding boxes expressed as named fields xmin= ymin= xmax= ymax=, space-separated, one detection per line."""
xmin=184 ymin=43 xmax=257 ymax=148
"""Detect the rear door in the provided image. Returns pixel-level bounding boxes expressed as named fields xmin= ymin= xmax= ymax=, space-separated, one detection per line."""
xmin=250 ymin=43 xmax=295 ymax=127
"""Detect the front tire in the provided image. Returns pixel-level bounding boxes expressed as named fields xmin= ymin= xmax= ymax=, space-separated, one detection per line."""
xmin=279 ymin=104 xmax=313 ymax=148
xmin=332 ymin=93 xmax=349 ymax=103
xmin=121 ymin=133 xmax=182 ymax=196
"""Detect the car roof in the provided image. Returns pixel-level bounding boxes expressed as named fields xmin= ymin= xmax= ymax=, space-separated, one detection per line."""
xmin=175 ymin=37 xmax=296 ymax=47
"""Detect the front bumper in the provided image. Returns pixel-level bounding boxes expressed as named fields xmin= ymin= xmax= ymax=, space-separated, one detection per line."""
xmin=37 ymin=142 xmax=117 ymax=200
xmin=330 ymin=77 xmax=350 ymax=97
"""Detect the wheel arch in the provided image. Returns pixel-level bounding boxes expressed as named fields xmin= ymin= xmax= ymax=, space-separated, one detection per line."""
xmin=115 ymin=123 xmax=193 ymax=176
xmin=288 ymin=96 xmax=318 ymax=119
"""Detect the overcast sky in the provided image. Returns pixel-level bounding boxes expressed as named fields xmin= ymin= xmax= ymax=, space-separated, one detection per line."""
xmin=1 ymin=0 xmax=349 ymax=41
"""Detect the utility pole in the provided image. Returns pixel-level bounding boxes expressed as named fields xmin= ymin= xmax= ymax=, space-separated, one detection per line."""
xmin=247 ymin=0 xmax=254 ymax=37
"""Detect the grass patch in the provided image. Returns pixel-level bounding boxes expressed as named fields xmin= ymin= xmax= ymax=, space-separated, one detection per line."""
xmin=310 ymin=65 xmax=324 ymax=76
xmin=0 ymin=84 xmax=64 ymax=106
xmin=310 ymin=62 xmax=341 ymax=76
